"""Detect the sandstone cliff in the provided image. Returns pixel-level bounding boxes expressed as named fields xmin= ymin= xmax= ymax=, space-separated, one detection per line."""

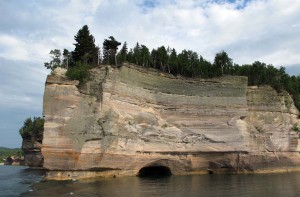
xmin=42 ymin=64 xmax=300 ymax=179
xmin=22 ymin=135 xmax=43 ymax=167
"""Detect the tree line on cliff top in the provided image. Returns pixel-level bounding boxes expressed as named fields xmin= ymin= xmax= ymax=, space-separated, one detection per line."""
xmin=44 ymin=25 xmax=300 ymax=111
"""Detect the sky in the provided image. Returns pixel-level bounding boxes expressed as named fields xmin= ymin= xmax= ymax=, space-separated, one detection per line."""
xmin=0 ymin=0 xmax=300 ymax=148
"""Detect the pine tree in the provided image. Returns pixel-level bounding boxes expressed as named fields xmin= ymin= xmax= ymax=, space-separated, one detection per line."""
xmin=62 ymin=49 xmax=70 ymax=69
xmin=117 ymin=42 xmax=128 ymax=63
xmin=140 ymin=45 xmax=150 ymax=67
xmin=44 ymin=49 xmax=62 ymax=71
xmin=156 ymin=46 xmax=168 ymax=72
xmin=102 ymin=36 xmax=121 ymax=65
xmin=169 ymin=48 xmax=178 ymax=74
xmin=72 ymin=25 xmax=97 ymax=66
xmin=133 ymin=42 xmax=141 ymax=65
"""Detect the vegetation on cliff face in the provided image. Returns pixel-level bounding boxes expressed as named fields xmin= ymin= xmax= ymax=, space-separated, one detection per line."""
xmin=44 ymin=25 xmax=300 ymax=111
xmin=293 ymin=124 xmax=300 ymax=132
xmin=66 ymin=62 xmax=90 ymax=84
xmin=19 ymin=117 xmax=44 ymax=140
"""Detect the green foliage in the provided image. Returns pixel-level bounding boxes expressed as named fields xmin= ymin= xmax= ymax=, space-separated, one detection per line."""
xmin=44 ymin=49 xmax=62 ymax=71
xmin=66 ymin=62 xmax=90 ymax=84
xmin=214 ymin=50 xmax=232 ymax=76
xmin=72 ymin=25 xmax=98 ymax=67
xmin=62 ymin=49 xmax=71 ymax=69
xmin=117 ymin=42 xmax=128 ymax=63
xmin=43 ymin=25 xmax=300 ymax=112
xmin=103 ymin=36 xmax=121 ymax=65
xmin=19 ymin=117 xmax=44 ymax=139
xmin=293 ymin=124 xmax=300 ymax=132
xmin=121 ymin=41 xmax=300 ymax=111
xmin=0 ymin=147 xmax=23 ymax=162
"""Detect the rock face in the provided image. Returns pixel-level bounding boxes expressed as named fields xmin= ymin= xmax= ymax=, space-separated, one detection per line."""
xmin=42 ymin=64 xmax=300 ymax=179
xmin=22 ymin=136 xmax=43 ymax=167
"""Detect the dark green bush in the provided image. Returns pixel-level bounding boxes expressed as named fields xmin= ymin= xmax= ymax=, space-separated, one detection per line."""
xmin=66 ymin=62 xmax=90 ymax=84
xmin=293 ymin=124 xmax=300 ymax=132
xmin=19 ymin=117 xmax=44 ymax=138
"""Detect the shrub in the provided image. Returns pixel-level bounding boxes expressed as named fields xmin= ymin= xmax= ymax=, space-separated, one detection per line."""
xmin=19 ymin=117 xmax=44 ymax=138
xmin=293 ymin=124 xmax=300 ymax=132
xmin=66 ymin=62 xmax=90 ymax=84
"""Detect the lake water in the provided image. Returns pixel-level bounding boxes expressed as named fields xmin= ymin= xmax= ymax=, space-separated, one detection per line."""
xmin=1 ymin=165 xmax=300 ymax=196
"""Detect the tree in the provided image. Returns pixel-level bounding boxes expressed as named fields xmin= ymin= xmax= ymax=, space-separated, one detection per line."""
xmin=198 ymin=56 xmax=213 ymax=78
xmin=19 ymin=117 xmax=44 ymax=139
xmin=178 ymin=50 xmax=189 ymax=76
xmin=127 ymin=48 xmax=134 ymax=63
xmin=44 ymin=49 xmax=62 ymax=71
xmin=214 ymin=50 xmax=232 ymax=75
xmin=169 ymin=48 xmax=178 ymax=74
xmin=150 ymin=49 xmax=157 ymax=69
xmin=102 ymin=36 xmax=121 ymax=65
xmin=62 ymin=49 xmax=70 ymax=69
xmin=140 ymin=45 xmax=150 ymax=67
xmin=133 ymin=42 xmax=141 ymax=65
xmin=72 ymin=25 xmax=98 ymax=66
xmin=117 ymin=42 xmax=128 ymax=63
xmin=187 ymin=50 xmax=199 ymax=77
xmin=156 ymin=46 xmax=168 ymax=71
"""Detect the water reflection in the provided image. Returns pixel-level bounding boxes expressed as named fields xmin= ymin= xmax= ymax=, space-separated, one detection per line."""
xmin=22 ymin=173 xmax=300 ymax=197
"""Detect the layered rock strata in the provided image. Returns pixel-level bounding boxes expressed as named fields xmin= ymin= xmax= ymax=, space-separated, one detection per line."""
xmin=22 ymin=136 xmax=43 ymax=167
xmin=42 ymin=64 xmax=300 ymax=179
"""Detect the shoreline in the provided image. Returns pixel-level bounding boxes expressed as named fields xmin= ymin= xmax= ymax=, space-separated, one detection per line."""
xmin=43 ymin=167 xmax=300 ymax=180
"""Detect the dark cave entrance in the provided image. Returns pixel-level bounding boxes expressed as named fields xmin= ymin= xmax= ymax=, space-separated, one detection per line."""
xmin=138 ymin=166 xmax=172 ymax=177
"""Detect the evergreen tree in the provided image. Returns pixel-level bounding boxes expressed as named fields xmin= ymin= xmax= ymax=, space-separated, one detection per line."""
xmin=72 ymin=25 xmax=98 ymax=66
xmin=44 ymin=49 xmax=62 ymax=71
xmin=169 ymin=48 xmax=178 ymax=75
xmin=198 ymin=56 xmax=212 ymax=78
xmin=140 ymin=45 xmax=150 ymax=67
xmin=127 ymin=48 xmax=134 ymax=63
xmin=178 ymin=50 xmax=189 ymax=76
xmin=62 ymin=49 xmax=70 ymax=69
xmin=117 ymin=42 xmax=128 ymax=63
xmin=102 ymin=36 xmax=121 ymax=65
xmin=187 ymin=50 xmax=199 ymax=77
xmin=133 ymin=42 xmax=141 ymax=65
xmin=156 ymin=46 xmax=168 ymax=72
xmin=150 ymin=49 xmax=157 ymax=69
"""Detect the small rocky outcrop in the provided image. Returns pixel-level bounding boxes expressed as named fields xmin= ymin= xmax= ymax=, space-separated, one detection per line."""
xmin=22 ymin=135 xmax=43 ymax=167
xmin=42 ymin=64 xmax=300 ymax=179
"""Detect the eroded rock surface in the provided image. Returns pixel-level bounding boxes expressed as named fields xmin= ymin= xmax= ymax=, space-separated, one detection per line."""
xmin=42 ymin=64 xmax=300 ymax=179
xmin=22 ymin=136 xmax=43 ymax=167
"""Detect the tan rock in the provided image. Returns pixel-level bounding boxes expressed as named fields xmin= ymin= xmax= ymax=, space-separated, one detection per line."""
xmin=42 ymin=64 xmax=300 ymax=179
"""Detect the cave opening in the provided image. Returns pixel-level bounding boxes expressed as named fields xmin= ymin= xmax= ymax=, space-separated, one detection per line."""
xmin=138 ymin=166 xmax=172 ymax=177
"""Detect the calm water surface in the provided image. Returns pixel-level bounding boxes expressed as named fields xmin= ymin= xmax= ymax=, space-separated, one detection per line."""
xmin=1 ymin=165 xmax=300 ymax=196
xmin=0 ymin=165 xmax=44 ymax=197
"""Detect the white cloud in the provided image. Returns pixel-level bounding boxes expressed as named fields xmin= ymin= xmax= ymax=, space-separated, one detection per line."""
xmin=1 ymin=0 xmax=300 ymax=147
xmin=0 ymin=35 xmax=29 ymax=61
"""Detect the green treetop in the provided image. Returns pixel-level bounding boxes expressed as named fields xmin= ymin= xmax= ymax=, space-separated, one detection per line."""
xmin=102 ymin=36 xmax=121 ymax=65
xmin=72 ymin=25 xmax=98 ymax=66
